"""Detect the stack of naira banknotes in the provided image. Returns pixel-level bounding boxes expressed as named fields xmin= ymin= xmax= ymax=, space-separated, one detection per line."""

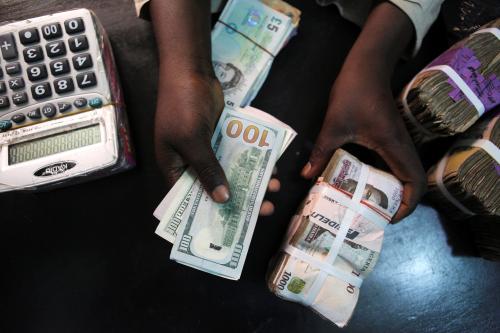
xmin=398 ymin=18 xmax=500 ymax=145
xmin=267 ymin=149 xmax=403 ymax=327
xmin=154 ymin=106 xmax=296 ymax=279
xmin=427 ymin=111 xmax=499 ymax=259
xmin=212 ymin=0 xmax=300 ymax=107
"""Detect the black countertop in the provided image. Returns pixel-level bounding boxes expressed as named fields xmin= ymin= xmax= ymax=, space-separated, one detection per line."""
xmin=1 ymin=1 xmax=499 ymax=332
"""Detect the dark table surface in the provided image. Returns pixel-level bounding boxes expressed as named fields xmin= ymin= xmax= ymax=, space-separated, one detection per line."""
xmin=1 ymin=1 xmax=499 ymax=332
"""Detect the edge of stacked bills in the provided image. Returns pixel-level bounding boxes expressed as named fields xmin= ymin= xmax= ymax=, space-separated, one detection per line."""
xmin=397 ymin=18 xmax=500 ymax=145
xmin=267 ymin=149 xmax=402 ymax=327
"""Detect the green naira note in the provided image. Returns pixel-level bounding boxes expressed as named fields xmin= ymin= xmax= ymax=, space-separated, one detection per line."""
xmin=170 ymin=108 xmax=289 ymax=280
xmin=212 ymin=0 xmax=295 ymax=107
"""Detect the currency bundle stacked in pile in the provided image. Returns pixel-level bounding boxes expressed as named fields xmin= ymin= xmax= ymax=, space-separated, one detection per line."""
xmin=154 ymin=106 xmax=296 ymax=279
xmin=268 ymin=149 xmax=402 ymax=327
xmin=427 ymin=112 xmax=499 ymax=259
xmin=212 ymin=0 xmax=301 ymax=108
xmin=398 ymin=18 xmax=500 ymax=145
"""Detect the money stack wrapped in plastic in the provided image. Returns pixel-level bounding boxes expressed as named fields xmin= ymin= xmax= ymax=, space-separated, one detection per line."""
xmin=267 ymin=149 xmax=403 ymax=327
xmin=212 ymin=0 xmax=301 ymax=108
xmin=427 ymin=111 xmax=499 ymax=259
xmin=398 ymin=18 xmax=500 ymax=145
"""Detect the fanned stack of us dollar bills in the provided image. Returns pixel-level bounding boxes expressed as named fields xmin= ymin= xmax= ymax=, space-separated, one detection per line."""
xmin=154 ymin=106 xmax=296 ymax=279
xmin=212 ymin=0 xmax=300 ymax=108
xmin=398 ymin=18 xmax=500 ymax=145
xmin=267 ymin=149 xmax=403 ymax=327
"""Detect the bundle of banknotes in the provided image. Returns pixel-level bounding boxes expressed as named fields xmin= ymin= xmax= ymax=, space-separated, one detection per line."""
xmin=212 ymin=0 xmax=301 ymax=108
xmin=427 ymin=111 xmax=499 ymax=259
xmin=398 ymin=18 xmax=500 ymax=145
xmin=267 ymin=149 xmax=403 ymax=327
xmin=154 ymin=106 xmax=296 ymax=279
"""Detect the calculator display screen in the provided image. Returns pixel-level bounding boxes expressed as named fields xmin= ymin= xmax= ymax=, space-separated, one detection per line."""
xmin=8 ymin=125 xmax=101 ymax=165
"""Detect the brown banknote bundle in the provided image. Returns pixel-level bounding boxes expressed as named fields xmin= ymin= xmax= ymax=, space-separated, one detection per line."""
xmin=427 ymin=112 xmax=499 ymax=259
xmin=267 ymin=149 xmax=402 ymax=327
xmin=398 ymin=18 xmax=500 ymax=145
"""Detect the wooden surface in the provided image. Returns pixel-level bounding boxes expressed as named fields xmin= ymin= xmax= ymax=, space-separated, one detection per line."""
xmin=1 ymin=1 xmax=499 ymax=332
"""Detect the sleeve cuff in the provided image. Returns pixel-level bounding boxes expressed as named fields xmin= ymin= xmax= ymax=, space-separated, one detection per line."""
xmin=389 ymin=0 xmax=444 ymax=56
xmin=135 ymin=0 xmax=151 ymax=19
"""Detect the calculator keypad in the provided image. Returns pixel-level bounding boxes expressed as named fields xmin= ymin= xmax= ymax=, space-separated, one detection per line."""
xmin=0 ymin=12 xmax=105 ymax=131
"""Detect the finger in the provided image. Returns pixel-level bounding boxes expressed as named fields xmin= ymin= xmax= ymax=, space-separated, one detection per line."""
xmin=302 ymin=126 xmax=349 ymax=179
xmin=268 ymin=178 xmax=281 ymax=192
xmin=371 ymin=141 xmax=427 ymax=222
xmin=179 ymin=139 xmax=230 ymax=203
xmin=155 ymin=142 xmax=187 ymax=189
xmin=259 ymin=200 xmax=275 ymax=216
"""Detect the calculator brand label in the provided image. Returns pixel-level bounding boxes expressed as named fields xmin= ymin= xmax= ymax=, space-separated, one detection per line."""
xmin=34 ymin=161 xmax=76 ymax=177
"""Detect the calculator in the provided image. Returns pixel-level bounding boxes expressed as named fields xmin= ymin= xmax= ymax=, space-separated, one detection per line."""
xmin=0 ymin=9 xmax=135 ymax=192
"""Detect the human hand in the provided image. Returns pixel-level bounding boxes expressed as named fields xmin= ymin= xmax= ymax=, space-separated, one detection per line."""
xmin=301 ymin=63 xmax=426 ymax=222
xmin=154 ymin=71 xmax=230 ymax=203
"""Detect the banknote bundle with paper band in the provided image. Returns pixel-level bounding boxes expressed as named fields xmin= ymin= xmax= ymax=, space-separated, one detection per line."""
xmin=398 ymin=18 xmax=500 ymax=145
xmin=212 ymin=0 xmax=300 ymax=108
xmin=427 ymin=112 xmax=499 ymax=259
xmin=267 ymin=149 xmax=403 ymax=327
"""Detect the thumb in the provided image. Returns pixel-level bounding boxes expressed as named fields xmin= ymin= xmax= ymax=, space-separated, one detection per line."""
xmin=180 ymin=140 xmax=230 ymax=203
xmin=302 ymin=129 xmax=348 ymax=179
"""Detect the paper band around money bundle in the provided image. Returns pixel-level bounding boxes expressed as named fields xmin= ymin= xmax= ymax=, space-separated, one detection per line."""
xmin=283 ymin=245 xmax=364 ymax=288
xmin=436 ymin=138 xmax=500 ymax=216
xmin=472 ymin=27 xmax=500 ymax=40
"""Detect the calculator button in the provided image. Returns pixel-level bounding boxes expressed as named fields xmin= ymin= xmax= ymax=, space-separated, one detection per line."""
xmin=89 ymin=97 xmax=103 ymax=108
xmin=27 ymin=64 xmax=48 ymax=82
xmin=19 ymin=28 xmax=39 ymax=45
xmin=5 ymin=62 xmax=21 ymax=75
xmin=0 ymin=33 xmax=18 ymax=60
xmin=0 ymin=95 xmax=9 ymax=108
xmin=74 ymin=97 xmax=87 ymax=108
xmin=72 ymin=53 xmax=93 ymax=70
xmin=58 ymin=102 xmax=72 ymax=113
xmin=68 ymin=35 xmax=89 ymax=53
xmin=11 ymin=113 xmax=26 ymax=124
xmin=0 ymin=120 xmax=12 ymax=131
xmin=65 ymin=18 xmax=85 ymax=34
xmin=31 ymin=82 xmax=52 ymax=100
xmin=42 ymin=23 xmax=62 ymax=40
xmin=76 ymin=72 xmax=97 ymax=89
xmin=0 ymin=81 xmax=6 ymax=94
xmin=49 ymin=59 xmax=70 ymax=76
xmin=8 ymin=77 xmax=25 ymax=90
xmin=54 ymin=77 xmax=74 ymax=94
xmin=46 ymin=40 xmax=66 ymax=58
xmin=27 ymin=108 xmax=41 ymax=119
xmin=12 ymin=92 xmax=28 ymax=105
xmin=41 ymin=103 xmax=57 ymax=118
xmin=23 ymin=46 xmax=44 ymax=63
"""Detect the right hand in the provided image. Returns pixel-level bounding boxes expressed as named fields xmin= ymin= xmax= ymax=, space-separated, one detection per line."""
xmin=154 ymin=71 xmax=230 ymax=203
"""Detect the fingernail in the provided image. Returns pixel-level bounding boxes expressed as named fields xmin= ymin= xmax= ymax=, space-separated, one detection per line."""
xmin=301 ymin=162 xmax=312 ymax=177
xmin=212 ymin=185 xmax=229 ymax=203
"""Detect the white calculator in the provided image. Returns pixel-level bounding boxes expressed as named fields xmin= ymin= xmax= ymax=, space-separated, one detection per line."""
xmin=0 ymin=9 xmax=135 ymax=192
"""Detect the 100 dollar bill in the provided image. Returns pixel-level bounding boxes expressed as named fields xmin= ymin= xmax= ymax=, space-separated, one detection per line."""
xmin=169 ymin=108 xmax=289 ymax=279
xmin=154 ymin=107 xmax=296 ymax=243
